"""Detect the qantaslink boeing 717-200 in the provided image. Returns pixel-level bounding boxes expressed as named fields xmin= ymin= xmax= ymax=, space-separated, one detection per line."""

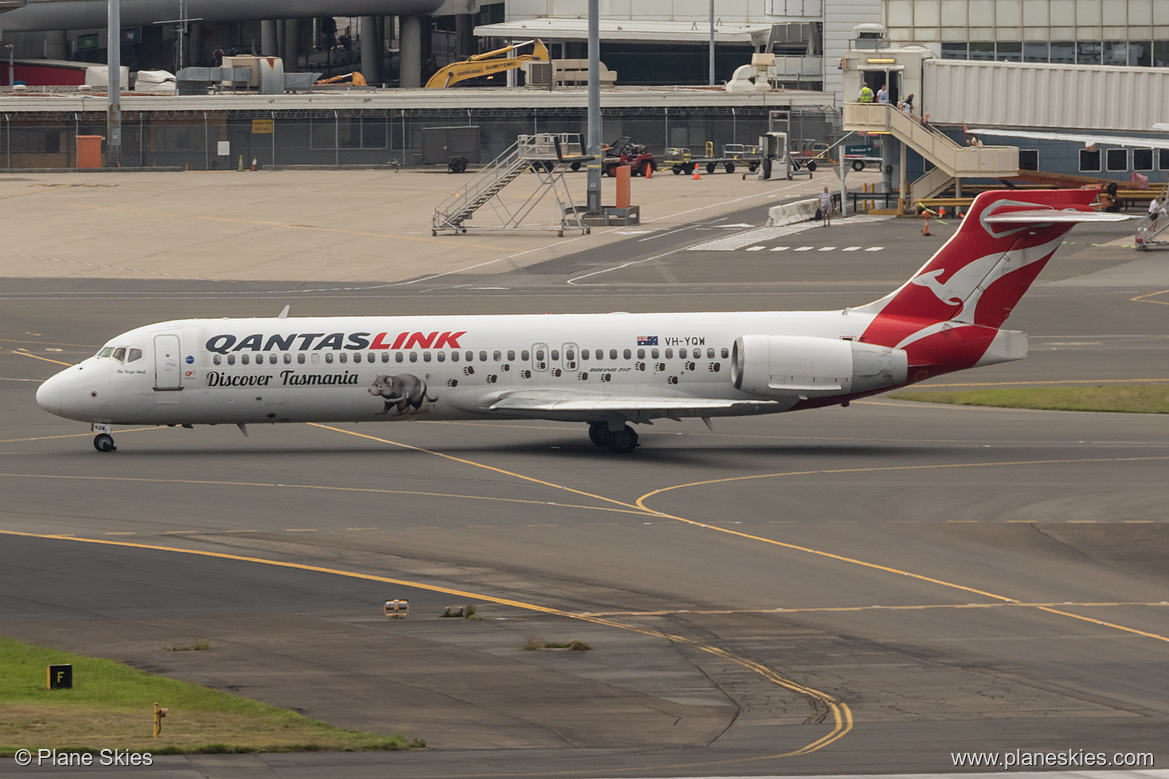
xmin=36 ymin=189 xmax=1125 ymax=454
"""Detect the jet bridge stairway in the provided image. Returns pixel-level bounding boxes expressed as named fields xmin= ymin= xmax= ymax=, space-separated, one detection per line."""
xmin=843 ymin=102 xmax=1019 ymax=206
xmin=431 ymin=133 xmax=591 ymax=236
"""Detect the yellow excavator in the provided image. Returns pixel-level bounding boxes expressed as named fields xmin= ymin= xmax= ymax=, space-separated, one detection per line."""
xmin=425 ymin=39 xmax=549 ymax=88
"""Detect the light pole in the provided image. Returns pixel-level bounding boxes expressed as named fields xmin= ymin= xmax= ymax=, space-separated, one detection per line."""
xmin=709 ymin=0 xmax=715 ymax=86
xmin=107 ymin=0 xmax=122 ymax=167
xmin=586 ymin=0 xmax=601 ymax=215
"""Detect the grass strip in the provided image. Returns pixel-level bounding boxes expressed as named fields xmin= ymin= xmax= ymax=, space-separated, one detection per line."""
xmin=0 ymin=636 xmax=422 ymax=755
xmin=888 ymin=385 xmax=1169 ymax=414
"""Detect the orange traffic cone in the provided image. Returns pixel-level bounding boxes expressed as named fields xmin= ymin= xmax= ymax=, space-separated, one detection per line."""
xmin=645 ymin=163 xmax=653 ymax=179
xmin=692 ymin=167 xmax=701 ymax=180
xmin=922 ymin=211 xmax=933 ymax=236
xmin=251 ymin=157 xmax=258 ymax=171
xmin=938 ymin=206 xmax=946 ymax=218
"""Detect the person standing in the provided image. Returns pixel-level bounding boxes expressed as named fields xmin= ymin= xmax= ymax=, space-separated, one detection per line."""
xmin=877 ymin=84 xmax=888 ymax=104
xmin=1149 ymin=196 xmax=1161 ymax=224
xmin=900 ymin=94 xmax=914 ymax=116
xmin=858 ymin=83 xmax=874 ymax=103
xmin=819 ymin=186 xmax=833 ymax=227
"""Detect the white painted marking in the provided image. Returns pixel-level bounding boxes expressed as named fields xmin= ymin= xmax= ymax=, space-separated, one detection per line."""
xmin=817 ymin=246 xmax=836 ymax=251
xmin=842 ymin=246 xmax=861 ymax=251
xmin=794 ymin=246 xmax=814 ymax=252
xmin=746 ymin=246 xmax=766 ymax=252
xmin=865 ymin=246 xmax=885 ymax=252
xmin=769 ymin=246 xmax=790 ymax=252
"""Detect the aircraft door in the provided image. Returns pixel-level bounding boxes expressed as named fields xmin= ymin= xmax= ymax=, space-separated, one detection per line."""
xmin=153 ymin=333 xmax=183 ymax=402
xmin=532 ymin=343 xmax=548 ymax=371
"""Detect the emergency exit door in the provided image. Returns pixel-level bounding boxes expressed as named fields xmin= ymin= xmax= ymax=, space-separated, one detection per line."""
xmin=153 ymin=334 xmax=183 ymax=399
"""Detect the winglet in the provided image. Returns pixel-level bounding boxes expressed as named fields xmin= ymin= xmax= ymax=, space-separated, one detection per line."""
xmin=278 ymin=305 xmax=290 ymax=319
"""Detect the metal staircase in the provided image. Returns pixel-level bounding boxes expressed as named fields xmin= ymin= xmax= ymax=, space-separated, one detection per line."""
xmin=1135 ymin=184 xmax=1169 ymax=250
xmin=431 ymin=133 xmax=590 ymax=236
xmin=843 ymin=102 xmax=1020 ymax=204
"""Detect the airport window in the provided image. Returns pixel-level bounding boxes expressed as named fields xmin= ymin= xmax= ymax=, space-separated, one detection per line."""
xmin=940 ymin=42 xmax=967 ymax=59
xmin=1106 ymin=148 xmax=1129 ymax=172
xmin=213 ymin=354 xmax=222 ymax=365
xmin=241 ymin=354 xmax=250 ymax=365
xmin=1102 ymin=41 xmax=1129 ymax=67
xmin=228 ymin=354 xmax=236 ymax=365
xmin=127 ymin=348 xmax=142 ymax=362
xmin=1160 ymin=149 xmax=1169 ymax=170
xmin=609 ymin=349 xmax=618 ymax=360
xmin=423 ymin=352 xmax=432 ymax=362
xmin=297 ymin=353 xmax=305 ymax=364
xmin=1076 ymin=42 xmax=1102 ymax=65
xmin=10 ymin=128 xmax=62 ymax=154
xmin=1050 ymin=41 xmax=1075 ymax=64
xmin=409 ymin=352 xmax=418 ymax=362
xmin=968 ymin=42 xmax=994 ymax=61
xmin=1023 ymin=42 xmax=1049 ymax=62
xmin=1133 ymin=149 xmax=1154 ymax=171
xmin=1154 ymin=42 xmax=1169 ymax=68
xmin=437 ymin=351 xmax=445 ymax=362
xmin=507 ymin=350 xmax=515 ymax=361
xmin=521 ymin=350 xmax=529 ymax=361
xmin=1079 ymin=148 xmax=1101 ymax=172
xmin=324 ymin=353 xmax=333 ymax=364
xmin=1129 ymin=41 xmax=1152 ymax=67
xmin=995 ymin=42 xmax=1021 ymax=62
xmin=1019 ymin=149 xmax=1039 ymax=171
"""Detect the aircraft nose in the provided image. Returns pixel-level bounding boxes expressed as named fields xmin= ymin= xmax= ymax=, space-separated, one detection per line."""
xmin=36 ymin=373 xmax=63 ymax=416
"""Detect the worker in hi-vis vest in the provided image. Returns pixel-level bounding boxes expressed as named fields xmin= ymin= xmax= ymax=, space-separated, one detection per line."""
xmin=858 ymin=84 xmax=874 ymax=102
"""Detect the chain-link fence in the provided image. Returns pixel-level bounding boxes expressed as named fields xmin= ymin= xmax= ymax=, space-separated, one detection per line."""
xmin=1 ymin=106 xmax=838 ymax=171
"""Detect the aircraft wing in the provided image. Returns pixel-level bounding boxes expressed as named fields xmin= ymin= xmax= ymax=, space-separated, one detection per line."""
xmin=984 ymin=209 xmax=1130 ymax=223
xmin=485 ymin=390 xmax=782 ymax=421
xmin=967 ymin=128 xmax=1169 ymax=150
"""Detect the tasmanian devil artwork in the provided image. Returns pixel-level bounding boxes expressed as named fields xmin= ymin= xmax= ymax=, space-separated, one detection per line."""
xmin=369 ymin=374 xmax=437 ymax=416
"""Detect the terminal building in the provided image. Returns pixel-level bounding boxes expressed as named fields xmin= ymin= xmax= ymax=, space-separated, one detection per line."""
xmin=1 ymin=0 xmax=1167 ymax=194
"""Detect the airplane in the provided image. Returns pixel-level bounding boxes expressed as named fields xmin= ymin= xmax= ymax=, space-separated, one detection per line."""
xmin=35 ymin=189 xmax=1125 ymax=454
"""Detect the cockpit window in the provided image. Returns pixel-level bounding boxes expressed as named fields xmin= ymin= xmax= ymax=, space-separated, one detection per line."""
xmin=127 ymin=348 xmax=143 ymax=363
xmin=112 ymin=347 xmax=127 ymax=362
xmin=97 ymin=347 xmax=115 ymax=358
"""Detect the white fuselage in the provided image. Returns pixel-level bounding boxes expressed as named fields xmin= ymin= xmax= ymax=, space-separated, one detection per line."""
xmin=36 ymin=309 xmax=894 ymax=427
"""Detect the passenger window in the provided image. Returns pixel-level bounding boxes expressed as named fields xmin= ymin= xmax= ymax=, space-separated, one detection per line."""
xmin=241 ymin=354 xmax=250 ymax=365
xmin=127 ymin=348 xmax=143 ymax=362
xmin=623 ymin=349 xmax=631 ymax=360
xmin=566 ymin=350 xmax=575 ymax=362
xmin=479 ymin=351 xmax=488 ymax=362
xmin=112 ymin=347 xmax=126 ymax=362
xmin=680 ymin=348 xmax=688 ymax=359
xmin=721 ymin=347 xmax=729 ymax=358
xmin=493 ymin=350 xmax=502 ymax=361
xmin=213 ymin=354 xmax=222 ymax=365
xmin=521 ymin=350 xmax=529 ymax=361
xmin=394 ymin=352 xmax=403 ymax=363
xmin=311 ymin=353 xmax=320 ymax=365
xmin=270 ymin=354 xmax=279 ymax=365
xmin=466 ymin=351 xmax=474 ymax=362
xmin=297 ymin=353 xmax=306 ymax=364
xmin=551 ymin=349 xmax=560 ymax=361
xmin=609 ymin=349 xmax=617 ymax=360
xmin=437 ymin=352 xmax=446 ymax=362
xmin=339 ymin=353 xmax=347 ymax=363
xmin=284 ymin=354 xmax=292 ymax=364
xmin=409 ymin=352 xmax=418 ymax=363
xmin=325 ymin=353 xmax=334 ymax=364
xmin=651 ymin=348 xmax=659 ymax=359
xmin=423 ymin=352 xmax=432 ymax=362
xmin=637 ymin=348 xmax=645 ymax=359
xmin=451 ymin=351 xmax=460 ymax=362
xmin=353 ymin=353 xmax=362 ymax=363
xmin=228 ymin=354 xmax=236 ymax=365
xmin=581 ymin=349 xmax=589 ymax=360
xmin=665 ymin=349 xmax=673 ymax=359
xmin=507 ymin=350 xmax=515 ymax=361
xmin=707 ymin=348 xmax=715 ymax=359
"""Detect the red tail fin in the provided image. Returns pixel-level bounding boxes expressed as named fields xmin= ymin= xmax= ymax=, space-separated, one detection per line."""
xmin=855 ymin=189 xmax=1121 ymax=376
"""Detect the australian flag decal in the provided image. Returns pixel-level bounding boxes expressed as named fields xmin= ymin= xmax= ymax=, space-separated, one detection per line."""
xmin=636 ymin=336 xmax=658 ymax=346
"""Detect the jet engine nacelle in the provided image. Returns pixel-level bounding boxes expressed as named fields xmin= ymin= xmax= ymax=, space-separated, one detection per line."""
xmin=731 ymin=334 xmax=908 ymax=397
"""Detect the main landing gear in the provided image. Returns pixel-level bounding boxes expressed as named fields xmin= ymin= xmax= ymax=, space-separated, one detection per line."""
xmin=93 ymin=423 xmax=116 ymax=452
xmin=588 ymin=421 xmax=639 ymax=453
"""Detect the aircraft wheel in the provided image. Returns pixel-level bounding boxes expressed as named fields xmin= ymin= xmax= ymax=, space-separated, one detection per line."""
xmin=588 ymin=421 xmax=608 ymax=447
xmin=94 ymin=434 xmax=116 ymax=452
xmin=606 ymin=425 xmax=638 ymax=454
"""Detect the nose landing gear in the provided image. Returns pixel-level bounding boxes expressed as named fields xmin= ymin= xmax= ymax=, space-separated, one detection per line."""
xmin=92 ymin=423 xmax=116 ymax=452
xmin=587 ymin=421 xmax=639 ymax=453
